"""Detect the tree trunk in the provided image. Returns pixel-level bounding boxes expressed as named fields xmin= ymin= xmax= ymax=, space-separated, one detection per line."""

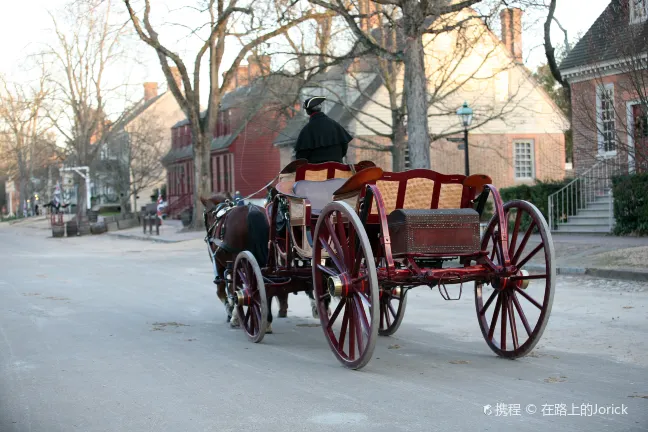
xmin=77 ymin=180 xmax=88 ymax=220
xmin=401 ymin=2 xmax=430 ymax=169
xmin=192 ymin=129 xmax=211 ymax=230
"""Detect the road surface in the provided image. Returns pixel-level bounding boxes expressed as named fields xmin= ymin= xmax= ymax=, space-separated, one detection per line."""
xmin=1 ymin=223 xmax=647 ymax=431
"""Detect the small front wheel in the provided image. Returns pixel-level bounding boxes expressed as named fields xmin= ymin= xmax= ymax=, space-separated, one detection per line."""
xmin=378 ymin=286 xmax=407 ymax=336
xmin=232 ymin=251 xmax=269 ymax=343
xmin=313 ymin=201 xmax=379 ymax=370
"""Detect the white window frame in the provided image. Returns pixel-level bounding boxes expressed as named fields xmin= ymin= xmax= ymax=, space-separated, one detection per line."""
xmin=596 ymin=83 xmax=617 ymax=157
xmin=513 ymin=139 xmax=535 ymax=181
xmin=630 ymin=0 xmax=648 ymax=24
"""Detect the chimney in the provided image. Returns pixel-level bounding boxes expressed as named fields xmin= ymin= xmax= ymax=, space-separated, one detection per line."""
xmin=236 ymin=65 xmax=250 ymax=88
xmin=169 ymin=66 xmax=182 ymax=92
xmin=222 ymin=72 xmax=236 ymax=94
xmin=247 ymin=55 xmax=271 ymax=80
xmin=143 ymin=82 xmax=158 ymax=101
xmin=500 ymin=8 xmax=523 ymax=64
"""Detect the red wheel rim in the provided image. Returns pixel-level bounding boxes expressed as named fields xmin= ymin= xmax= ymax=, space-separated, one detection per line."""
xmin=233 ymin=252 xmax=268 ymax=343
xmin=475 ymin=200 xmax=555 ymax=358
xmin=313 ymin=203 xmax=379 ymax=370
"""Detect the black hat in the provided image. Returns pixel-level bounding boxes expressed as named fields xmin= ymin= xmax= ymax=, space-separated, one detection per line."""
xmin=303 ymin=96 xmax=326 ymax=110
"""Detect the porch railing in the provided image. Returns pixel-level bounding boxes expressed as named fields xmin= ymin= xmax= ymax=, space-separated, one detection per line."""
xmin=166 ymin=194 xmax=193 ymax=218
xmin=548 ymin=154 xmax=626 ymax=232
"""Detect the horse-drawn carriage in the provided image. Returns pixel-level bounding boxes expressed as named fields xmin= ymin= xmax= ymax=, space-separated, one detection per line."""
xmin=202 ymin=160 xmax=555 ymax=370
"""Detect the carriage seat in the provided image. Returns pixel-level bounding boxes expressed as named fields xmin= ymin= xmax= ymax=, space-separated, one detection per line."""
xmin=292 ymin=178 xmax=347 ymax=216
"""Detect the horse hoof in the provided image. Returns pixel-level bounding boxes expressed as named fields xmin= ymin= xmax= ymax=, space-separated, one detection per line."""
xmin=278 ymin=310 xmax=287 ymax=318
xmin=266 ymin=323 xmax=273 ymax=334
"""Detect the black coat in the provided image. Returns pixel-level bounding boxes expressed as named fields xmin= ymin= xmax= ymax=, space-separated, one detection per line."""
xmin=294 ymin=112 xmax=353 ymax=164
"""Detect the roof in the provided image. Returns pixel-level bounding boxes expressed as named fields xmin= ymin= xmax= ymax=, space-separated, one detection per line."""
xmin=114 ymin=92 xmax=168 ymax=131
xmin=163 ymin=75 xmax=303 ymax=165
xmin=560 ymin=0 xmax=648 ymax=72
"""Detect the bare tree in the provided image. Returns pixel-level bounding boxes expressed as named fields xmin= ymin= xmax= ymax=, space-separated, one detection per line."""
xmin=555 ymin=0 xmax=647 ymax=173
xmin=94 ymin=111 xmax=166 ymax=214
xmin=123 ymin=0 xmax=332 ymax=228
xmin=45 ymin=0 xmax=133 ymax=219
xmin=306 ymin=0 xmax=516 ymax=169
xmin=299 ymin=6 xmax=527 ymax=172
xmin=0 ymin=66 xmax=56 ymax=216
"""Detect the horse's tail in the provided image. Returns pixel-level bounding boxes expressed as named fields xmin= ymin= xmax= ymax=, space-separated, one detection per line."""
xmin=246 ymin=204 xmax=269 ymax=268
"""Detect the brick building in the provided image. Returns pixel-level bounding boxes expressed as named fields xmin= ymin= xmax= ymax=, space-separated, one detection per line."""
xmin=275 ymin=7 xmax=568 ymax=189
xmin=559 ymin=0 xmax=648 ymax=174
xmin=162 ymin=62 xmax=300 ymax=218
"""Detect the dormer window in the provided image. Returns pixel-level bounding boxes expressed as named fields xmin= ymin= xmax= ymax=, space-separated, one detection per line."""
xmin=630 ymin=0 xmax=647 ymax=24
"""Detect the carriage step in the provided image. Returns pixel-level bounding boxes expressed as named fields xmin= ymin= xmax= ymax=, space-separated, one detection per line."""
xmin=436 ymin=272 xmax=464 ymax=301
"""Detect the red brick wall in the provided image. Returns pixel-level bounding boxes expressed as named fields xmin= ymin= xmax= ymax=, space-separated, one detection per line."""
xmin=570 ymin=72 xmax=640 ymax=175
xmin=228 ymin=106 xmax=288 ymax=197
xmin=352 ymin=132 xmax=565 ymax=189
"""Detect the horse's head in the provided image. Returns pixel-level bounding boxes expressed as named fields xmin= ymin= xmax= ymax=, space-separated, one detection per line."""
xmin=200 ymin=192 xmax=233 ymax=232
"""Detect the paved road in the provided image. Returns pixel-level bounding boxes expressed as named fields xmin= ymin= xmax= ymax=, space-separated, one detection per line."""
xmin=1 ymin=224 xmax=647 ymax=432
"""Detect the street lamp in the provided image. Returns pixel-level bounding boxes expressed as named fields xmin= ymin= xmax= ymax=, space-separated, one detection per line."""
xmin=456 ymin=101 xmax=473 ymax=176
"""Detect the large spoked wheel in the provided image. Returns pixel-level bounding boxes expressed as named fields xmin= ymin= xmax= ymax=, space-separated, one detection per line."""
xmin=232 ymin=251 xmax=268 ymax=343
xmin=476 ymin=200 xmax=556 ymax=358
xmin=378 ymin=285 xmax=407 ymax=336
xmin=313 ymin=201 xmax=380 ymax=370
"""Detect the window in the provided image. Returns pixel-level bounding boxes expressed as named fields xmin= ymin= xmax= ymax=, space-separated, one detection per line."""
xmin=514 ymin=140 xmax=535 ymax=180
xmin=403 ymin=147 xmax=411 ymax=170
xmin=597 ymin=84 xmax=617 ymax=155
xmin=630 ymin=0 xmax=648 ymax=24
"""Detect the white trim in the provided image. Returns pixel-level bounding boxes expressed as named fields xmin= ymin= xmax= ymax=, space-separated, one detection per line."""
xmin=596 ymin=83 xmax=618 ymax=157
xmin=561 ymin=53 xmax=648 ymax=82
xmin=630 ymin=0 xmax=648 ymax=24
xmin=513 ymin=139 xmax=535 ymax=180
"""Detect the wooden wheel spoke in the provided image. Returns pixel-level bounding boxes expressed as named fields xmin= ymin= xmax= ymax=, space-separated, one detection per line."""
xmin=319 ymin=234 xmax=345 ymax=272
xmin=509 ymin=210 xmax=521 ymax=253
xmin=348 ymin=302 xmax=356 ymax=360
xmin=513 ymin=221 xmax=536 ymax=264
xmin=325 ymin=216 xmax=346 ymax=266
xmin=338 ymin=306 xmax=349 ymax=350
xmin=508 ymin=296 xmax=519 ymax=351
xmin=479 ymin=289 xmax=498 ymax=316
xmin=511 ymin=292 xmax=533 ymax=337
xmin=384 ymin=301 xmax=392 ymax=328
xmin=328 ymin=300 xmax=345 ymax=329
xmin=317 ymin=263 xmax=338 ymax=277
xmin=488 ymin=294 xmax=502 ymax=341
xmin=334 ymin=212 xmax=352 ymax=271
xmin=515 ymin=286 xmax=543 ymax=310
xmin=516 ymin=243 xmax=544 ymax=268
xmin=379 ymin=303 xmax=385 ymax=329
xmin=353 ymin=295 xmax=371 ymax=337
xmin=244 ymin=307 xmax=251 ymax=326
xmin=388 ymin=301 xmax=397 ymax=318
xmin=501 ymin=292 xmax=508 ymax=350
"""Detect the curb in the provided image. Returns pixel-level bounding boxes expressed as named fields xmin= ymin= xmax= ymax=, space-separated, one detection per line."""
xmin=106 ymin=232 xmax=186 ymax=244
xmin=526 ymin=264 xmax=648 ymax=283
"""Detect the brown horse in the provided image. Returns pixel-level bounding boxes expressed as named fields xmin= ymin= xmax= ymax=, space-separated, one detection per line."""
xmin=200 ymin=192 xmax=289 ymax=333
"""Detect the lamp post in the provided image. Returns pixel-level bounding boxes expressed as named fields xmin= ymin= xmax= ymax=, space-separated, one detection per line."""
xmin=456 ymin=101 xmax=473 ymax=176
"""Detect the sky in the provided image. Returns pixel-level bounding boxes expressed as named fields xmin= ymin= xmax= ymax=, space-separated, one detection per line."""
xmin=0 ymin=0 xmax=611 ymax=110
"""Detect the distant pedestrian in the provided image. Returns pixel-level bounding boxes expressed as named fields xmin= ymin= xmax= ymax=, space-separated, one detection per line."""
xmin=235 ymin=191 xmax=244 ymax=206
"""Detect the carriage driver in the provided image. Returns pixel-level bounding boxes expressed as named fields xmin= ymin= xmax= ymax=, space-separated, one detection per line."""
xmin=294 ymin=96 xmax=353 ymax=164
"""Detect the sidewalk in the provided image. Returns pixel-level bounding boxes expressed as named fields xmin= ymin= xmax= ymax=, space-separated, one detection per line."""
xmin=105 ymin=219 xmax=205 ymax=243
xmin=526 ymin=233 xmax=648 ymax=282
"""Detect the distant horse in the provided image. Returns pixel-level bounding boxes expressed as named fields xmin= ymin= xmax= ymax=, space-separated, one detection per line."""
xmin=201 ymin=192 xmax=289 ymax=333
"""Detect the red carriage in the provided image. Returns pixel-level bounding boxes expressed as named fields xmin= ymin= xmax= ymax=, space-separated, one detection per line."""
xmin=205 ymin=160 xmax=555 ymax=370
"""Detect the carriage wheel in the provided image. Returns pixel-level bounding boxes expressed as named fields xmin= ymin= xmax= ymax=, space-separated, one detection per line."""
xmin=232 ymin=251 xmax=268 ymax=343
xmin=313 ymin=201 xmax=379 ymax=370
xmin=475 ymin=200 xmax=556 ymax=358
xmin=378 ymin=286 xmax=407 ymax=336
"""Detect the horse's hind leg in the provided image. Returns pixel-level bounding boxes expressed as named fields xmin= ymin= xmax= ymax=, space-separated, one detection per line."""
xmin=266 ymin=297 xmax=274 ymax=334
xmin=214 ymin=254 xmax=235 ymax=325
xmin=277 ymin=293 xmax=288 ymax=318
